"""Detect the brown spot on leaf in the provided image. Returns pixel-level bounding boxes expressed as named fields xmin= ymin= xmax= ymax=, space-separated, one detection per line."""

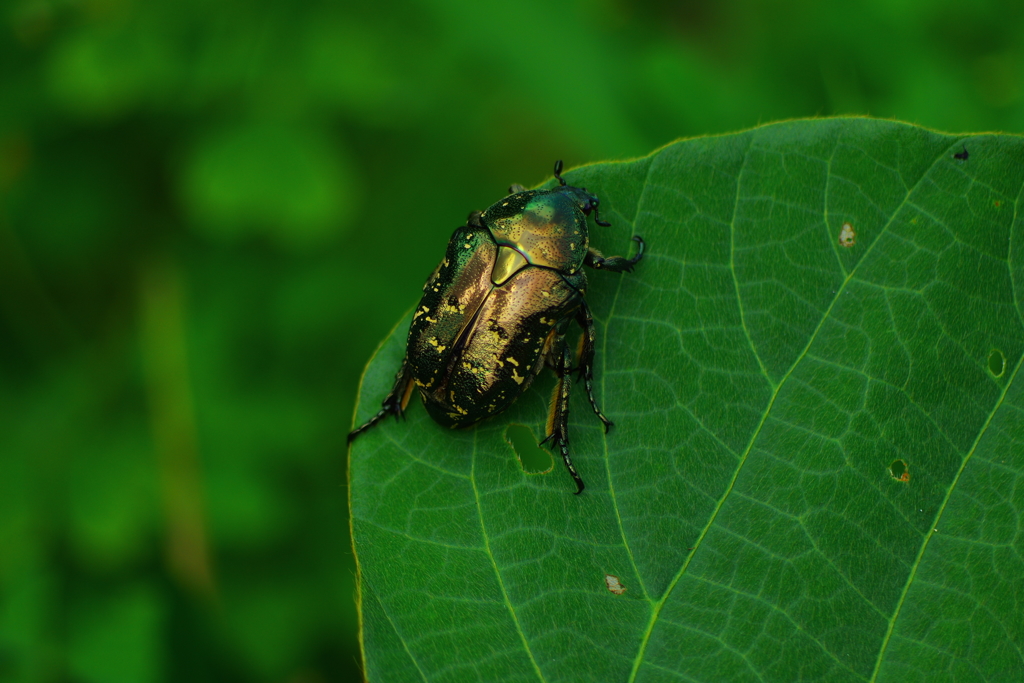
xmin=839 ymin=222 xmax=856 ymax=248
xmin=604 ymin=574 xmax=626 ymax=595
xmin=888 ymin=459 xmax=909 ymax=482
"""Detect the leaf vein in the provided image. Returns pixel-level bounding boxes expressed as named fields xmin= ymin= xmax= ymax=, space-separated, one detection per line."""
xmin=868 ymin=327 xmax=1024 ymax=680
xmin=471 ymin=429 xmax=548 ymax=683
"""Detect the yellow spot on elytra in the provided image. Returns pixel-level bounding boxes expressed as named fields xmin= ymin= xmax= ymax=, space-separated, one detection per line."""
xmin=512 ymin=369 xmax=524 ymax=385
xmin=506 ymin=357 xmax=519 ymax=366
xmin=440 ymin=300 xmax=465 ymax=314
xmin=427 ymin=338 xmax=447 ymax=353
xmin=570 ymin=243 xmax=575 ymax=249
xmin=464 ymin=243 xmax=471 ymax=249
xmin=541 ymin=291 xmax=550 ymax=297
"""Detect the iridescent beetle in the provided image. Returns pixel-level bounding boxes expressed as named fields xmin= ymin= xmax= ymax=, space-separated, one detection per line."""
xmin=349 ymin=161 xmax=644 ymax=493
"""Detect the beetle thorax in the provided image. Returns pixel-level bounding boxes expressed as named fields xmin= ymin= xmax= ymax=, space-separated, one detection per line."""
xmin=482 ymin=190 xmax=589 ymax=279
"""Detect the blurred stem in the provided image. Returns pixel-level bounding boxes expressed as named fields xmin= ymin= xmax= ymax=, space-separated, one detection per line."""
xmin=138 ymin=256 xmax=216 ymax=599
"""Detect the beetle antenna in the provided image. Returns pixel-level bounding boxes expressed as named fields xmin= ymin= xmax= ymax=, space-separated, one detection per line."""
xmin=553 ymin=160 xmax=567 ymax=186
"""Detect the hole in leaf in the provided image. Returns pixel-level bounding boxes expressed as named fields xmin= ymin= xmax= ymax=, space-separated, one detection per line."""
xmin=504 ymin=423 xmax=553 ymax=474
xmin=838 ymin=222 xmax=856 ymax=248
xmin=988 ymin=349 xmax=1006 ymax=377
xmin=888 ymin=459 xmax=910 ymax=482
xmin=604 ymin=574 xmax=627 ymax=595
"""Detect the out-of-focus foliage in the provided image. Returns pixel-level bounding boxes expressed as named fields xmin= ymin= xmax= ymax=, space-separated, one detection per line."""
xmin=0 ymin=0 xmax=1021 ymax=681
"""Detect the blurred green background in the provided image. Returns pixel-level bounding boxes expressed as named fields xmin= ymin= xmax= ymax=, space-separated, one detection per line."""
xmin=1 ymin=0 xmax=1022 ymax=681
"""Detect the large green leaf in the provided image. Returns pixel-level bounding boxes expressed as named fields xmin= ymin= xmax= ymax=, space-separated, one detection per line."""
xmin=348 ymin=118 xmax=1024 ymax=682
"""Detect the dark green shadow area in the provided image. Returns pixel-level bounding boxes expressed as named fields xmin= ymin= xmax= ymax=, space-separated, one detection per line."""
xmin=989 ymin=348 xmax=1006 ymax=377
xmin=504 ymin=424 xmax=554 ymax=474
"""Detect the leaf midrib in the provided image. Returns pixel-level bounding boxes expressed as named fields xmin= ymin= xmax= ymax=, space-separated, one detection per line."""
xmin=625 ymin=131 xmax=956 ymax=682
xmin=868 ymin=346 xmax=1024 ymax=680
xmin=869 ymin=139 xmax=1024 ymax=679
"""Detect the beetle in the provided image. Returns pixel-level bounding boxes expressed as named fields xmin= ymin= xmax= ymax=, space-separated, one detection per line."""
xmin=348 ymin=160 xmax=644 ymax=494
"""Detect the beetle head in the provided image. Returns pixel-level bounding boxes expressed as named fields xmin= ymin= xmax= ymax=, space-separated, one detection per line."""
xmin=557 ymin=185 xmax=611 ymax=227
xmin=551 ymin=159 xmax=610 ymax=226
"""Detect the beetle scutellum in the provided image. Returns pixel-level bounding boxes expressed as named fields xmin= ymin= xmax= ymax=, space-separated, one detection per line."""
xmin=349 ymin=161 xmax=644 ymax=493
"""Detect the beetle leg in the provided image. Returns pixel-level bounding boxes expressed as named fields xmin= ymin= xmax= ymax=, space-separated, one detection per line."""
xmin=553 ymin=160 xmax=567 ymax=186
xmin=585 ymin=236 xmax=645 ymax=273
xmin=575 ymin=302 xmax=614 ymax=433
xmin=347 ymin=358 xmax=415 ymax=443
xmin=591 ymin=206 xmax=611 ymax=227
xmin=540 ymin=336 xmax=586 ymax=494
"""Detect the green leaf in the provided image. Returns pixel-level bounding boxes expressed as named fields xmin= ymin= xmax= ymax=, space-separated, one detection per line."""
xmin=348 ymin=118 xmax=1024 ymax=682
